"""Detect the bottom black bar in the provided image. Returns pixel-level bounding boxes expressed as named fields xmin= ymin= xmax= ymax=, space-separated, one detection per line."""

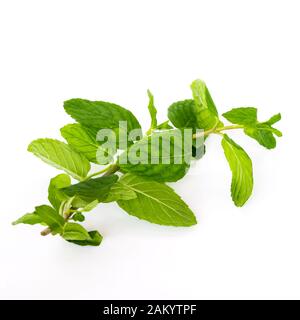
xmin=0 ymin=300 xmax=296 ymax=319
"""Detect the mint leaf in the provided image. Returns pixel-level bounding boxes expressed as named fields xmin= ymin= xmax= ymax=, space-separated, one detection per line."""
xmin=12 ymin=212 xmax=43 ymax=226
xmin=221 ymin=134 xmax=253 ymax=207
xmin=118 ymin=129 xmax=192 ymax=182
xmin=244 ymin=125 xmax=277 ymax=149
xmin=81 ymin=200 xmax=99 ymax=212
xmin=48 ymin=174 xmax=71 ymax=211
xmin=244 ymin=116 xmax=282 ymax=149
xmin=70 ymin=200 xmax=98 ymax=220
xmin=168 ymin=99 xmax=199 ymax=130
xmin=104 ymin=182 xmax=137 ymax=202
xmin=71 ymin=197 xmax=90 ymax=210
xmin=191 ymin=79 xmax=221 ymax=130
xmin=68 ymin=230 xmax=102 ymax=246
xmin=35 ymin=205 xmax=65 ymax=233
xmin=62 ymin=222 xmax=90 ymax=240
xmin=156 ymin=120 xmax=173 ymax=130
xmin=62 ymin=223 xmax=102 ymax=246
xmin=191 ymin=80 xmax=218 ymax=115
xmin=61 ymin=123 xmax=113 ymax=164
xmin=147 ymin=90 xmax=157 ymax=131
xmin=222 ymin=108 xmax=282 ymax=149
xmin=63 ymin=99 xmax=142 ymax=140
xmin=62 ymin=175 xmax=118 ymax=203
xmin=222 ymin=107 xmax=258 ymax=126
xmin=28 ymin=139 xmax=90 ymax=181
xmin=72 ymin=212 xmax=85 ymax=222
xmin=169 ymin=81 xmax=222 ymax=131
xmin=265 ymin=113 xmax=281 ymax=126
xmin=117 ymin=174 xmax=197 ymax=226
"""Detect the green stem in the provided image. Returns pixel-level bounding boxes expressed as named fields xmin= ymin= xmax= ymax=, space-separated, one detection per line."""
xmin=146 ymin=128 xmax=153 ymax=135
xmin=102 ymin=163 xmax=120 ymax=176
xmin=41 ymin=207 xmax=76 ymax=236
xmin=215 ymin=124 xmax=244 ymax=132
xmin=84 ymin=163 xmax=121 ymax=181
xmin=192 ymin=124 xmax=244 ymax=139
xmin=83 ymin=165 xmax=112 ymax=181
xmin=41 ymin=227 xmax=51 ymax=236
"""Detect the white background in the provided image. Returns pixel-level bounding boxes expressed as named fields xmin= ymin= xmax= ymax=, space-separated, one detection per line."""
xmin=0 ymin=0 xmax=299 ymax=300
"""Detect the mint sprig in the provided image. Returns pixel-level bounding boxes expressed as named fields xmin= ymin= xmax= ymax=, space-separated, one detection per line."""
xmin=13 ymin=80 xmax=282 ymax=247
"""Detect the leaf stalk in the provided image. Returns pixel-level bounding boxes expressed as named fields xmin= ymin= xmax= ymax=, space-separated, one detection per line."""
xmin=192 ymin=124 xmax=244 ymax=139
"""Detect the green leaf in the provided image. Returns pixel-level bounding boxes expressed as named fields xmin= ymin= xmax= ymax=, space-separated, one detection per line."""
xmin=244 ymin=124 xmax=282 ymax=149
xmin=12 ymin=212 xmax=43 ymax=226
xmin=104 ymin=182 xmax=137 ymax=202
xmin=221 ymin=134 xmax=253 ymax=207
xmin=81 ymin=200 xmax=99 ymax=212
xmin=191 ymin=79 xmax=220 ymax=130
xmin=63 ymin=99 xmax=142 ymax=141
xmin=71 ymin=197 xmax=89 ymax=209
xmin=117 ymin=174 xmax=197 ymax=226
xmin=168 ymin=99 xmax=199 ymax=131
xmin=191 ymin=80 xmax=218 ymax=115
xmin=62 ymin=175 xmax=118 ymax=203
xmin=118 ymin=129 xmax=192 ymax=182
xmin=72 ymin=212 xmax=85 ymax=222
xmin=222 ymin=108 xmax=282 ymax=149
xmin=244 ymin=125 xmax=277 ymax=149
xmin=28 ymin=139 xmax=90 ymax=181
xmin=62 ymin=223 xmax=102 ymax=246
xmin=265 ymin=113 xmax=281 ymax=126
xmin=156 ymin=120 xmax=173 ymax=130
xmin=67 ymin=230 xmax=103 ymax=246
xmin=35 ymin=205 xmax=65 ymax=232
xmin=261 ymin=113 xmax=282 ymax=138
xmin=168 ymin=81 xmax=221 ymax=131
xmin=147 ymin=90 xmax=157 ymax=131
xmin=48 ymin=174 xmax=71 ymax=211
xmin=244 ymin=113 xmax=282 ymax=149
xmin=222 ymin=107 xmax=258 ymax=126
xmin=62 ymin=222 xmax=90 ymax=241
xmin=61 ymin=123 xmax=112 ymax=164
xmin=267 ymin=126 xmax=282 ymax=137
